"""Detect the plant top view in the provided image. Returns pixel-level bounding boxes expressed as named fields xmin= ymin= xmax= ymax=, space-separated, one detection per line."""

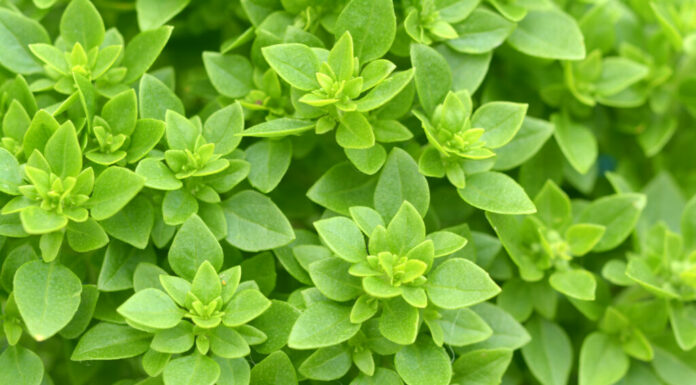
xmin=0 ymin=0 xmax=696 ymax=384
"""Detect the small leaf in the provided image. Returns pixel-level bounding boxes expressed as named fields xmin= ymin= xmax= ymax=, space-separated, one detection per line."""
xmin=168 ymin=214 xmax=223 ymax=280
xmin=427 ymin=258 xmax=500 ymax=309
xmin=72 ymin=323 xmax=151 ymax=360
xmin=288 ymin=302 xmax=360 ymax=349
xmin=394 ymin=337 xmax=452 ymax=385
xmin=117 ymin=288 xmax=184 ymax=329
xmin=458 ymin=171 xmax=536 ymax=214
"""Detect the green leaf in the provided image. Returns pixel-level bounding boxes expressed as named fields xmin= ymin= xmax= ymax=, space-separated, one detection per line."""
xmin=345 ymin=145 xmax=387 ymax=175
xmin=458 ymin=171 xmax=536 ymax=214
xmin=334 ymin=0 xmax=396 ymax=62
xmin=122 ymin=26 xmax=173 ymax=84
xmin=168 ymin=214 xmax=223 ymax=280
xmin=668 ymin=302 xmax=696 ymax=351
xmin=394 ymin=337 xmax=452 ymax=385
xmin=375 ymin=148 xmax=430 ymax=220
xmin=356 ymin=69 xmax=415 ymax=112
xmin=249 ymin=351 xmax=298 ymax=385
xmin=151 ymin=321 xmax=194 ymax=353
xmin=100 ymin=196 xmax=154 ymax=249
xmin=163 ymin=354 xmax=220 ymax=385
xmin=222 ymin=289 xmax=271 ymax=327
xmin=0 ymin=148 xmax=24 ymax=194
xmin=203 ymin=52 xmax=253 ymax=98
xmin=470 ymin=303 xmax=531 ymax=350
xmin=551 ymin=113 xmax=597 ymax=175
xmin=313 ymin=216 xmax=366 ymax=263
xmin=309 ymin=258 xmax=362 ymax=301
xmin=288 ymin=302 xmax=360 ymax=349
xmin=136 ymin=0 xmax=190 ymax=30
xmin=20 ymin=206 xmax=67 ymax=235
xmin=448 ymin=8 xmax=515 ymax=54
xmin=66 ymin=218 xmax=109 ymax=252
xmin=507 ymin=9 xmax=586 ymax=60
xmin=117 ymin=288 xmax=184 ymax=329
xmin=139 ymin=74 xmax=185 ymax=121
xmin=0 ymin=346 xmax=44 ymax=385
xmin=651 ymin=345 xmax=696 ymax=385
xmin=521 ymin=317 xmax=573 ymax=385
xmin=246 ymin=138 xmax=292 ymax=193
xmin=437 ymin=307 xmax=493 ymax=346
xmin=494 ymin=117 xmax=555 ymax=171
xmin=241 ymin=118 xmax=315 ymax=138
xmin=251 ymin=300 xmax=301 ymax=354
xmin=59 ymin=284 xmax=99 ymax=339
xmin=379 ymin=296 xmax=419 ymax=345
xmin=262 ymin=43 xmax=319 ymax=91
xmin=162 ymin=189 xmax=198 ymax=225
xmin=336 ymin=111 xmax=375 ymax=149
xmin=565 ymin=224 xmax=606 ymax=256
xmin=72 ymin=322 xmax=151 ymax=360
xmin=471 ymin=102 xmax=528 ymax=149
xmin=203 ymin=102 xmax=244 ymax=155
xmin=44 ymin=122 xmax=82 ymax=178
xmin=411 ymin=44 xmax=452 ymax=115
xmin=307 ymin=162 xmax=377 ymax=215
xmin=0 ymin=9 xmax=50 ymax=74
xmin=98 ymin=241 xmax=156 ymax=291
xmin=14 ymin=260 xmax=82 ymax=341
xmin=427 ymin=258 xmax=500 ymax=309
xmin=577 ymin=193 xmax=646 ymax=251
xmin=60 ymin=0 xmax=105 ymax=49
xmin=451 ymin=349 xmax=513 ymax=385
xmin=89 ymin=167 xmax=146 ymax=221
xmin=222 ymin=190 xmax=295 ymax=252
xmin=299 ymin=345 xmax=352 ymax=381
xmin=579 ymin=333 xmax=629 ymax=385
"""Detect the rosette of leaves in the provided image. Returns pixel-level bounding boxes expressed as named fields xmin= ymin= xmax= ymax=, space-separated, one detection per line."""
xmin=415 ymin=90 xmax=527 ymax=187
xmin=248 ymin=31 xmax=414 ymax=150
xmin=28 ymin=0 xmax=172 ymax=97
xmin=72 ymin=215 xmax=271 ymax=385
xmin=83 ymin=89 xmax=165 ymax=166
xmin=490 ymin=181 xmax=646 ymax=310
xmin=115 ymin=261 xmax=270 ymax=385
xmin=398 ymin=0 xmax=513 ymax=49
xmin=563 ymin=49 xmax=652 ymax=107
xmin=135 ymin=104 xmax=248 ymax=231
xmin=616 ymin=199 xmax=696 ymax=351
xmin=0 ymin=116 xmax=145 ymax=261
xmin=283 ymin=200 xmax=499 ymax=384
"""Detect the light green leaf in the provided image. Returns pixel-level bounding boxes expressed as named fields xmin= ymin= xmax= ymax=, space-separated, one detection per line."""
xmin=507 ymin=9 xmax=586 ymax=60
xmin=334 ymin=0 xmax=396 ymax=62
xmin=223 ymin=190 xmax=295 ymax=252
xmin=14 ymin=260 xmax=82 ymax=341
xmin=375 ymin=148 xmax=430 ymax=220
xmin=579 ymin=333 xmax=629 ymax=385
xmin=117 ymin=288 xmax=184 ymax=329
xmin=458 ymin=171 xmax=536 ymax=214
xmin=521 ymin=317 xmax=573 ymax=385
xmin=394 ymin=337 xmax=452 ymax=385
xmin=427 ymin=258 xmax=500 ymax=309
xmin=203 ymin=52 xmax=253 ymax=98
xmin=0 ymin=346 xmax=44 ymax=385
xmin=72 ymin=323 xmax=151 ymax=360
xmin=168 ymin=214 xmax=223 ymax=280
xmin=288 ymin=302 xmax=360 ymax=349
xmin=163 ymin=354 xmax=220 ymax=385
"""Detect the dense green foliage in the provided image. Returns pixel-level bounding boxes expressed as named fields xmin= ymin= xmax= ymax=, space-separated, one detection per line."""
xmin=0 ymin=0 xmax=696 ymax=384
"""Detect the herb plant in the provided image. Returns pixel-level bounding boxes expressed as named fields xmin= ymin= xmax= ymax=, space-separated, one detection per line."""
xmin=1 ymin=1 xmax=696 ymax=385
